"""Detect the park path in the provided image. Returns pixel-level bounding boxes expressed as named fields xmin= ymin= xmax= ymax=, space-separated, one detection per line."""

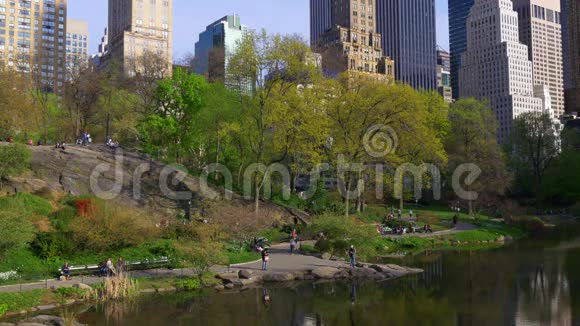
xmin=232 ymin=241 xmax=349 ymax=273
xmin=0 ymin=266 xmax=230 ymax=294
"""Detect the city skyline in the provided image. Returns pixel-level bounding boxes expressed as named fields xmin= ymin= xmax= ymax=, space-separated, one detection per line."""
xmin=69 ymin=0 xmax=450 ymax=61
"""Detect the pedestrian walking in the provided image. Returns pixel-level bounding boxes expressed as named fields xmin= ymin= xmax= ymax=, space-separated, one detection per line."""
xmin=261 ymin=248 xmax=269 ymax=271
xmin=409 ymin=210 xmax=413 ymax=219
xmin=349 ymin=245 xmax=356 ymax=268
xmin=397 ymin=208 xmax=402 ymax=220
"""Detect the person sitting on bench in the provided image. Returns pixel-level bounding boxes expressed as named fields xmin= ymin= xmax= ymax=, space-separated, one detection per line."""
xmin=61 ymin=262 xmax=71 ymax=280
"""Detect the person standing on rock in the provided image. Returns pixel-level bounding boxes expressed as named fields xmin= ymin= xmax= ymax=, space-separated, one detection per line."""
xmin=349 ymin=245 xmax=356 ymax=268
xmin=261 ymin=248 xmax=269 ymax=271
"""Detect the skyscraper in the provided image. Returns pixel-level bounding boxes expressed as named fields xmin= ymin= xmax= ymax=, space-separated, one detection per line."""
xmin=194 ymin=15 xmax=252 ymax=94
xmin=376 ymin=0 xmax=438 ymax=90
xmin=0 ymin=0 xmax=68 ymax=91
xmin=561 ymin=0 xmax=580 ymax=113
xmin=459 ymin=0 xmax=543 ymax=142
xmin=311 ymin=0 xmax=394 ymax=83
xmin=310 ymin=0 xmax=332 ymax=48
xmin=437 ymin=47 xmax=452 ymax=103
xmin=65 ymin=19 xmax=89 ymax=79
xmin=448 ymin=0 xmax=475 ymax=99
xmin=513 ymin=0 xmax=564 ymax=120
xmin=107 ymin=0 xmax=173 ymax=76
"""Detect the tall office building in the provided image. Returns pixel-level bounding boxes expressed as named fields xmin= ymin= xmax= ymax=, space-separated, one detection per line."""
xmin=376 ymin=0 xmax=438 ymax=90
xmin=449 ymin=0 xmax=475 ymax=99
xmin=437 ymin=47 xmax=452 ymax=103
xmin=310 ymin=0 xmax=332 ymax=48
xmin=513 ymin=0 xmax=564 ymax=120
xmin=91 ymin=27 xmax=108 ymax=67
xmin=107 ymin=0 xmax=172 ymax=76
xmin=311 ymin=0 xmax=394 ymax=83
xmin=65 ymin=19 xmax=88 ymax=79
xmin=561 ymin=0 xmax=580 ymax=113
xmin=194 ymin=15 xmax=251 ymax=93
xmin=459 ymin=0 xmax=543 ymax=142
xmin=0 ymin=0 xmax=67 ymax=91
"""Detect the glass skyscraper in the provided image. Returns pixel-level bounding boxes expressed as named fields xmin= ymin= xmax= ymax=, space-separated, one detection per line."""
xmin=376 ymin=0 xmax=437 ymax=90
xmin=448 ymin=0 xmax=475 ymax=100
xmin=194 ymin=15 xmax=252 ymax=94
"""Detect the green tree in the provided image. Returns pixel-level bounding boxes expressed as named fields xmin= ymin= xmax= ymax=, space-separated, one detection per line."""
xmin=228 ymin=30 xmax=325 ymax=215
xmin=0 ymin=144 xmax=31 ymax=188
xmin=543 ymin=129 xmax=580 ymax=204
xmin=0 ymin=212 xmax=35 ymax=260
xmin=506 ymin=112 xmax=559 ymax=206
xmin=138 ymin=68 xmax=207 ymax=163
xmin=446 ymin=98 xmax=511 ymax=215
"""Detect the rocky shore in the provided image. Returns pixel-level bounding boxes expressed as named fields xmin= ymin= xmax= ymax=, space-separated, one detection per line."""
xmin=213 ymin=263 xmax=423 ymax=291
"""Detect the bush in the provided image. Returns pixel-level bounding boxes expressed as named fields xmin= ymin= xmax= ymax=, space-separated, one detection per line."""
xmin=70 ymin=199 xmax=160 ymax=253
xmin=175 ymin=278 xmax=201 ymax=291
xmin=0 ymin=303 xmax=7 ymax=317
xmin=49 ymin=206 xmax=78 ymax=232
xmin=31 ymin=232 xmax=76 ymax=260
xmin=0 ymin=290 xmax=44 ymax=313
xmin=308 ymin=215 xmax=379 ymax=261
xmin=0 ymin=144 xmax=31 ymax=185
xmin=0 ymin=212 xmax=36 ymax=260
xmin=55 ymin=287 xmax=88 ymax=301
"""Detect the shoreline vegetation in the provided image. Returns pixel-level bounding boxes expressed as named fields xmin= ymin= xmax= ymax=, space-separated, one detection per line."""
xmin=0 ymin=190 xmax=566 ymax=319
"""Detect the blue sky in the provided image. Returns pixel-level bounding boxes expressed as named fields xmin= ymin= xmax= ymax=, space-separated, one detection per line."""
xmin=69 ymin=0 xmax=450 ymax=61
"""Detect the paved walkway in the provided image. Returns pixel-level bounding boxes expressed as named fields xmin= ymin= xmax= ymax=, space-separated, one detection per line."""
xmin=233 ymin=242 xmax=349 ymax=273
xmin=0 ymin=266 xmax=230 ymax=293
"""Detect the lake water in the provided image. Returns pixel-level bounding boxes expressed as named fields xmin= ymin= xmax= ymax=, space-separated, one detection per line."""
xmin=58 ymin=224 xmax=580 ymax=325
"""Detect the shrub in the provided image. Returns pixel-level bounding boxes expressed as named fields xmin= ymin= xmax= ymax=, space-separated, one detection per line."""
xmin=70 ymin=200 xmax=160 ymax=253
xmin=55 ymin=287 xmax=89 ymax=301
xmin=175 ymin=278 xmax=201 ymax=291
xmin=31 ymin=232 xmax=76 ymax=260
xmin=49 ymin=206 xmax=78 ymax=232
xmin=0 ymin=144 xmax=31 ymax=186
xmin=0 ymin=303 xmax=7 ymax=318
xmin=308 ymin=215 xmax=379 ymax=261
xmin=0 ymin=212 xmax=36 ymax=260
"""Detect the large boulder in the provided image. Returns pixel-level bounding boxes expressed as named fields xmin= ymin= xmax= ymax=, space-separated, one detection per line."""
xmin=73 ymin=283 xmax=92 ymax=291
xmin=262 ymin=272 xmax=295 ymax=283
xmin=216 ymin=272 xmax=238 ymax=280
xmin=238 ymin=270 xmax=253 ymax=279
xmin=311 ymin=267 xmax=340 ymax=279
xmin=350 ymin=267 xmax=380 ymax=279
xmin=223 ymin=278 xmax=244 ymax=287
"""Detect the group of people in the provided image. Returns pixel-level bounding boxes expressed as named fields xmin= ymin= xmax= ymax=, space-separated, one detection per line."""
xmin=99 ymin=257 xmax=126 ymax=277
xmin=60 ymin=257 xmax=126 ymax=280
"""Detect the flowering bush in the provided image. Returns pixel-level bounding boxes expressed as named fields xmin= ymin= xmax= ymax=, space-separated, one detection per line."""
xmin=0 ymin=270 xmax=19 ymax=282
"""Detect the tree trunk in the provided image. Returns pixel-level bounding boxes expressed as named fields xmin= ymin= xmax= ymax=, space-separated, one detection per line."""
xmin=254 ymin=173 xmax=260 ymax=217
xmin=214 ymin=133 xmax=221 ymax=181
xmin=345 ymin=179 xmax=351 ymax=217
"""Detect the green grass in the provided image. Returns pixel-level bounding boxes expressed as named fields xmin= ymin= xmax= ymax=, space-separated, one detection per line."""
xmin=257 ymin=228 xmax=288 ymax=243
xmin=300 ymin=244 xmax=320 ymax=255
xmin=225 ymin=250 xmax=260 ymax=265
xmin=0 ymin=193 xmax=53 ymax=220
xmin=0 ymin=289 xmax=46 ymax=315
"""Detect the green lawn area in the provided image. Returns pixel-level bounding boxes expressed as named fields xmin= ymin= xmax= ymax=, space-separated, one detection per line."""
xmin=225 ymin=250 xmax=260 ymax=265
xmin=0 ymin=289 xmax=50 ymax=317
